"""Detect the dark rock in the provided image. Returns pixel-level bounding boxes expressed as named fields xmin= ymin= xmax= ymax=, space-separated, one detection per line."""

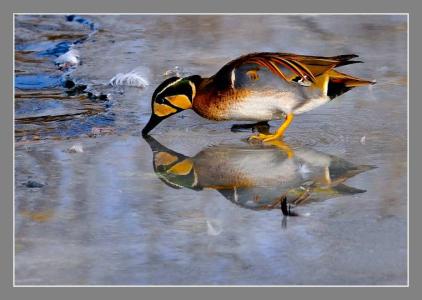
xmin=98 ymin=94 xmax=108 ymax=100
xmin=66 ymin=15 xmax=76 ymax=22
xmin=63 ymin=79 xmax=75 ymax=89
xmin=24 ymin=180 xmax=44 ymax=188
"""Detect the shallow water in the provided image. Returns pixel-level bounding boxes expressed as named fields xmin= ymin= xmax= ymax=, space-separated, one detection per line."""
xmin=15 ymin=15 xmax=407 ymax=285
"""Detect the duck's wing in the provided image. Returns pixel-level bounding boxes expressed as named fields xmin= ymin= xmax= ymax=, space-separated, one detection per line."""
xmin=212 ymin=52 xmax=362 ymax=90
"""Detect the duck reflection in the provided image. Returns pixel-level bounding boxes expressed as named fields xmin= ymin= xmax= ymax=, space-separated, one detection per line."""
xmin=144 ymin=136 xmax=375 ymax=213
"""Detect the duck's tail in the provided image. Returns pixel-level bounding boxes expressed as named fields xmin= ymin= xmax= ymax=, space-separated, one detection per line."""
xmin=326 ymin=69 xmax=376 ymax=99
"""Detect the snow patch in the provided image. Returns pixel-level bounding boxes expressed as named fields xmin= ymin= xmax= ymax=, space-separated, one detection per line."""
xmin=55 ymin=49 xmax=80 ymax=69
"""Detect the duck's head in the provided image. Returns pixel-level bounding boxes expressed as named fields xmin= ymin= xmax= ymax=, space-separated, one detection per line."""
xmin=142 ymin=75 xmax=201 ymax=136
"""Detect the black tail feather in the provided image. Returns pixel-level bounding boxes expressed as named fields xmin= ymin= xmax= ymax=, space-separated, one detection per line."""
xmin=327 ymin=83 xmax=353 ymax=99
xmin=331 ymin=54 xmax=359 ymax=61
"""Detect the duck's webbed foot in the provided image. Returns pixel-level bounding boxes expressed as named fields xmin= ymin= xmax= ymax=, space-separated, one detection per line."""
xmin=231 ymin=121 xmax=270 ymax=133
xmin=248 ymin=113 xmax=294 ymax=142
xmin=248 ymin=132 xmax=277 ymax=142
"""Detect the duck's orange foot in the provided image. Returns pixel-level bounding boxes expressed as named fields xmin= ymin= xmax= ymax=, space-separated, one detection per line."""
xmin=248 ymin=113 xmax=294 ymax=143
xmin=248 ymin=133 xmax=283 ymax=143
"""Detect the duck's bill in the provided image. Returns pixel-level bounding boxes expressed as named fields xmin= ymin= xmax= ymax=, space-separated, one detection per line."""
xmin=142 ymin=115 xmax=163 ymax=136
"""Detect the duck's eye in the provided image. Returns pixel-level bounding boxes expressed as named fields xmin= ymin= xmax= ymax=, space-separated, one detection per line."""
xmin=156 ymin=98 xmax=165 ymax=104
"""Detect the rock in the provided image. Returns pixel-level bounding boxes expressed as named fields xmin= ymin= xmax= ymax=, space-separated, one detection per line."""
xmin=62 ymin=79 xmax=75 ymax=89
xmin=24 ymin=181 xmax=44 ymax=188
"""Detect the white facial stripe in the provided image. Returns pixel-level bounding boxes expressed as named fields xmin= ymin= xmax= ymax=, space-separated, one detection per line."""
xmin=191 ymin=169 xmax=198 ymax=188
xmin=188 ymin=81 xmax=196 ymax=102
xmin=155 ymin=78 xmax=183 ymax=100
xmin=231 ymin=69 xmax=236 ymax=89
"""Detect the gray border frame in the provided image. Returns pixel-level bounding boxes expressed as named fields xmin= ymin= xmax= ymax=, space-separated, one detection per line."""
xmin=2 ymin=0 xmax=419 ymax=299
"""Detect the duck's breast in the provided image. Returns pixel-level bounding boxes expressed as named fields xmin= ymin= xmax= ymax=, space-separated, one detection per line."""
xmin=193 ymin=64 xmax=330 ymax=121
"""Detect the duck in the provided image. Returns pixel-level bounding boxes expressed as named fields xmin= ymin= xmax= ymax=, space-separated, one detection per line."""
xmin=144 ymin=136 xmax=374 ymax=211
xmin=142 ymin=52 xmax=375 ymax=141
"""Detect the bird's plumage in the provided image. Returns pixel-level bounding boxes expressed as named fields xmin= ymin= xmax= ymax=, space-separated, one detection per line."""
xmin=142 ymin=52 xmax=375 ymax=138
xmin=193 ymin=52 xmax=374 ymax=120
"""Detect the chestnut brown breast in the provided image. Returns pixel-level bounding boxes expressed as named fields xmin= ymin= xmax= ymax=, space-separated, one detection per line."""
xmin=192 ymin=78 xmax=251 ymax=120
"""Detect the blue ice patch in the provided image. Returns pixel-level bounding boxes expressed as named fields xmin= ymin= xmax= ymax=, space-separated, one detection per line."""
xmin=15 ymin=74 xmax=62 ymax=90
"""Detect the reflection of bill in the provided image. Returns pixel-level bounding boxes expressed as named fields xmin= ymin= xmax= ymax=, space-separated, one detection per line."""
xmin=144 ymin=136 xmax=375 ymax=213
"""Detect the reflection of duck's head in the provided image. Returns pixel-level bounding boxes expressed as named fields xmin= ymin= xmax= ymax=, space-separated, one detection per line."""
xmin=144 ymin=136 xmax=375 ymax=210
xmin=145 ymin=136 xmax=200 ymax=190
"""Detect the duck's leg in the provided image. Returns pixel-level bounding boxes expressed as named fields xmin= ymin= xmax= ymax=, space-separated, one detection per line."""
xmin=265 ymin=140 xmax=295 ymax=158
xmin=231 ymin=121 xmax=270 ymax=133
xmin=249 ymin=113 xmax=294 ymax=142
